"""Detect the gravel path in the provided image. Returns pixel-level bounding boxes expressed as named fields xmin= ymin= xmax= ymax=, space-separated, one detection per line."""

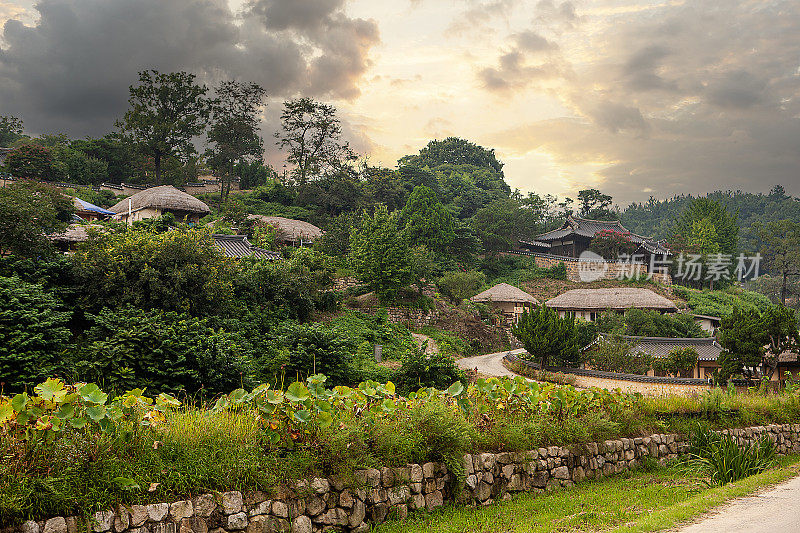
xmin=672 ymin=473 xmax=800 ymax=532
xmin=456 ymin=348 xmax=527 ymax=377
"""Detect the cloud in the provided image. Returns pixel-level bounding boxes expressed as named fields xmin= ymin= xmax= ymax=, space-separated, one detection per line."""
xmin=0 ymin=0 xmax=379 ymax=137
xmin=478 ymin=30 xmax=564 ymax=91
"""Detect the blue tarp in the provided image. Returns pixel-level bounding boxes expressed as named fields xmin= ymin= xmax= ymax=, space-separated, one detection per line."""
xmin=74 ymin=197 xmax=115 ymax=216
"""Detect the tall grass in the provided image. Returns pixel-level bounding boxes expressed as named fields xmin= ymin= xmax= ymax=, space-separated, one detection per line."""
xmin=686 ymin=425 xmax=776 ymax=485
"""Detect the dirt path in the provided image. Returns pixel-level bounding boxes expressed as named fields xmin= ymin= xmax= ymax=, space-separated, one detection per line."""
xmin=411 ymin=333 xmax=439 ymax=355
xmin=671 ymin=473 xmax=800 ymax=532
xmin=455 ymin=348 xmax=527 ymax=378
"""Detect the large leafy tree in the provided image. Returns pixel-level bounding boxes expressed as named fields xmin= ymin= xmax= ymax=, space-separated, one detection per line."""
xmin=0 ymin=181 xmax=73 ymax=258
xmin=718 ymin=307 xmax=767 ymax=380
xmin=70 ymin=135 xmax=139 ymax=183
xmin=348 ymin=205 xmax=413 ymax=299
xmin=577 ymin=188 xmax=615 ymax=219
xmin=3 ymin=144 xmax=59 ymax=179
xmin=755 ymin=220 xmax=800 ymax=305
xmin=400 ymin=185 xmax=455 ymax=252
xmin=0 ymin=115 xmax=25 ymax=147
xmin=0 ymin=276 xmax=72 ymax=391
xmin=672 ymin=198 xmax=739 ymax=255
xmin=117 ymin=70 xmax=209 ymax=184
xmin=275 ymin=97 xmax=356 ymax=185
xmin=206 ymin=80 xmax=267 ymax=207
xmin=399 ymin=137 xmax=505 ymax=177
xmin=512 ymin=304 xmax=580 ymax=368
xmin=761 ymin=305 xmax=800 ymax=380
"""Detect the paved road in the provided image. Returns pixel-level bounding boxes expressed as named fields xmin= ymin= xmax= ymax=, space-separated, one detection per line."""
xmin=456 ymin=348 xmax=527 ymax=377
xmin=673 ymin=474 xmax=800 ymax=533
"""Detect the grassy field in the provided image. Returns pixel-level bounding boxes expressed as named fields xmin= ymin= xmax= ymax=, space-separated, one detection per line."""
xmin=373 ymin=456 xmax=800 ymax=533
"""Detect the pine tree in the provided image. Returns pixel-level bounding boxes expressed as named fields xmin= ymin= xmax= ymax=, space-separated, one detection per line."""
xmin=512 ymin=305 xmax=580 ymax=368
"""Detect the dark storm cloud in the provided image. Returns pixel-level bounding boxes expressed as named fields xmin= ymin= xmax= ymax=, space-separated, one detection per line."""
xmin=489 ymin=0 xmax=800 ymax=203
xmin=0 ymin=0 xmax=379 ymax=137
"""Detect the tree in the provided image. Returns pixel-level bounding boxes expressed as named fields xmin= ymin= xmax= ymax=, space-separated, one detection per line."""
xmin=589 ymin=229 xmax=637 ymax=260
xmin=587 ymin=336 xmax=651 ymax=375
xmin=348 ymin=205 xmax=413 ymax=299
xmin=512 ymin=305 xmax=580 ymax=368
xmin=400 ymin=185 xmax=455 ymax=251
xmin=761 ymin=305 xmax=800 ymax=380
xmin=688 ymin=217 xmax=721 ymax=255
xmin=0 ymin=181 xmax=73 ymax=258
xmin=578 ymin=188 xmax=615 ymax=219
xmin=652 ymin=347 xmax=699 ymax=377
xmin=718 ymin=307 xmax=767 ymax=380
xmin=3 ymin=144 xmax=59 ymax=179
xmin=755 ymin=220 xmax=800 ymax=305
xmin=117 ymin=70 xmax=209 ymax=184
xmin=399 ymin=137 xmax=505 ymax=178
xmin=437 ymin=270 xmax=486 ymax=304
xmin=70 ymin=135 xmax=137 ymax=183
xmin=0 ymin=276 xmax=72 ymax=391
xmin=206 ymin=80 xmax=267 ymax=208
xmin=673 ymin=198 xmax=739 ymax=255
xmin=0 ymin=115 xmax=24 ymax=147
xmin=275 ymin=98 xmax=356 ymax=185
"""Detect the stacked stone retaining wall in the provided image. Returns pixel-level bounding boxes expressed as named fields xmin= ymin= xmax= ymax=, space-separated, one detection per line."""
xmin=7 ymin=425 xmax=800 ymax=533
xmin=511 ymin=251 xmax=672 ymax=285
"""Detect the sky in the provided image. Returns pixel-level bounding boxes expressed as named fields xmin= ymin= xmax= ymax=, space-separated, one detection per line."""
xmin=0 ymin=0 xmax=798 ymax=206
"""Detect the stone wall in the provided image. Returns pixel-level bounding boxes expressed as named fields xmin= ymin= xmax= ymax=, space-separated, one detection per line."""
xmin=332 ymin=277 xmax=362 ymax=292
xmin=513 ymin=252 xmax=672 ymax=285
xmin=8 ymin=425 xmax=800 ymax=533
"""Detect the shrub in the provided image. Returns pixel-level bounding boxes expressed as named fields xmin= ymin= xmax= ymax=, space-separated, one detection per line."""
xmin=394 ymin=344 xmax=465 ymax=392
xmin=437 ymin=270 xmax=486 ymax=304
xmin=596 ymin=308 xmax=706 ymax=338
xmin=587 ymin=336 xmax=652 ymax=375
xmin=0 ymin=276 xmax=72 ymax=391
xmin=687 ymin=425 xmax=776 ymax=485
xmin=652 ymin=347 xmax=699 ymax=377
xmin=70 ymin=306 xmax=249 ymax=395
xmin=512 ymin=305 xmax=581 ymax=368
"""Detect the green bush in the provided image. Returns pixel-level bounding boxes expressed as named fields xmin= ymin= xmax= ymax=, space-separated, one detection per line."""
xmin=587 ymin=336 xmax=652 ymax=375
xmin=437 ymin=270 xmax=486 ymax=303
xmin=71 ymin=306 xmax=249 ymax=395
xmin=652 ymin=347 xmax=699 ymax=377
xmin=0 ymin=276 xmax=72 ymax=391
xmin=394 ymin=344 xmax=465 ymax=392
xmin=687 ymin=425 xmax=776 ymax=485
xmin=512 ymin=305 xmax=581 ymax=368
xmin=595 ymin=308 xmax=706 ymax=338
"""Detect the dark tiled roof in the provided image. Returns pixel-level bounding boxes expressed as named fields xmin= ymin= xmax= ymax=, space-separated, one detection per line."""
xmin=518 ymin=239 xmax=551 ymax=249
xmin=212 ymin=234 xmax=280 ymax=260
xmin=535 ymin=216 xmax=670 ymax=255
xmin=618 ymin=335 xmax=722 ymax=362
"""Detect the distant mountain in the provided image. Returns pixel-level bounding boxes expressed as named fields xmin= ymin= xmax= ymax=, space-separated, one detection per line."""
xmin=620 ymin=188 xmax=800 ymax=253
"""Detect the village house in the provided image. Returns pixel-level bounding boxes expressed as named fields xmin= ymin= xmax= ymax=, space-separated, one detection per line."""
xmin=470 ymin=283 xmax=539 ymax=325
xmin=247 ymin=215 xmax=323 ymax=246
xmin=692 ymin=314 xmax=722 ymax=335
xmin=619 ymin=335 xmax=722 ymax=379
xmin=546 ymin=287 xmax=678 ymax=321
xmin=108 ymin=185 xmax=211 ymax=224
xmin=518 ymin=215 xmax=671 ymax=266
xmin=212 ymin=234 xmax=280 ymax=260
xmin=72 ymin=197 xmax=115 ymax=221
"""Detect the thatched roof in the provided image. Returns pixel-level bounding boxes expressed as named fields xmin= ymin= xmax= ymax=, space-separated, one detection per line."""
xmin=470 ymin=283 xmax=539 ymax=304
xmin=48 ymin=224 xmax=106 ymax=243
xmin=546 ymin=288 xmax=677 ymax=311
xmin=247 ymin=215 xmax=323 ymax=242
xmin=109 ymin=185 xmax=210 ymax=215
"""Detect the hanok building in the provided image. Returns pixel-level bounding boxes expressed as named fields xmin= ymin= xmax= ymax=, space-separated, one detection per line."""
xmin=692 ymin=314 xmax=722 ymax=335
xmin=605 ymin=335 xmax=723 ymax=379
xmin=109 ymin=185 xmax=211 ymax=224
xmin=518 ymin=215 xmax=671 ymax=266
xmin=247 ymin=215 xmax=323 ymax=246
xmin=212 ymin=234 xmax=280 ymax=261
xmin=470 ymin=283 xmax=539 ymax=325
xmin=546 ymin=288 xmax=678 ymax=322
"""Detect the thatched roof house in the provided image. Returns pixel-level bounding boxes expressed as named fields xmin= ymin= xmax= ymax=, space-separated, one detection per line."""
xmin=470 ymin=283 xmax=539 ymax=325
xmin=109 ymin=185 xmax=210 ymax=224
xmin=48 ymin=224 xmax=108 ymax=252
xmin=546 ymin=288 xmax=677 ymax=321
xmin=471 ymin=283 xmax=539 ymax=304
xmin=247 ymin=215 xmax=323 ymax=245
xmin=212 ymin=234 xmax=280 ymax=260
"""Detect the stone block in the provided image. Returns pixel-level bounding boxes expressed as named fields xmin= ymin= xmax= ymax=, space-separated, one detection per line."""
xmin=22 ymin=521 xmax=40 ymax=533
xmin=179 ymin=518 xmax=207 ymax=533
xmin=339 ymin=490 xmax=354 ymax=509
xmin=305 ymin=497 xmax=325 ymax=517
xmin=425 ymin=491 xmax=444 ymax=510
xmin=553 ymin=466 xmax=570 ymax=480
xmin=409 ymin=464 xmax=423 ymax=483
xmin=422 ymin=462 xmax=436 ymax=478
xmin=349 ymin=499 xmax=366 ymax=527
xmin=43 ymin=518 xmax=67 ymax=533
xmin=408 ymin=494 xmax=425 ymax=511
xmin=170 ymin=501 xmax=194 ymax=521
xmin=226 ymin=513 xmax=248 ymax=531
xmin=130 ymin=505 xmax=149 ymax=527
xmin=271 ymin=501 xmax=289 ymax=519
xmin=93 ymin=511 xmax=115 ymax=532
xmin=388 ymin=485 xmax=410 ymax=506
xmin=310 ymin=478 xmax=330 ymax=495
xmin=290 ymin=516 xmax=311 ymax=533
xmin=248 ymin=500 xmax=272 ymax=518
xmin=222 ymin=492 xmax=243 ymax=514
xmin=380 ymin=467 xmax=396 ymax=488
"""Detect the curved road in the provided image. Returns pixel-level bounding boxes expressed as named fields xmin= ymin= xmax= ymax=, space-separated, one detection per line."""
xmin=456 ymin=348 xmax=527 ymax=377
